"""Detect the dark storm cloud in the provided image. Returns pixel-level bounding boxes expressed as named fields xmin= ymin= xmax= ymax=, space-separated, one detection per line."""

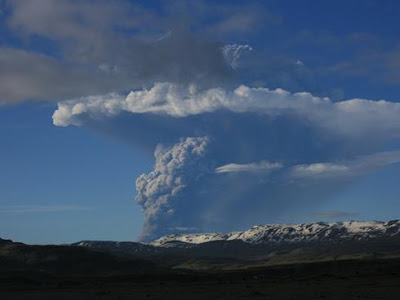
xmin=0 ymin=0 xmax=235 ymax=103
xmin=0 ymin=47 xmax=132 ymax=103
xmin=1 ymin=0 xmax=315 ymax=104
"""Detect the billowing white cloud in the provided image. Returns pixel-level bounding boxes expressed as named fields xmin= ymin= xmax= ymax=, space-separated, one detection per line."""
xmin=53 ymin=82 xmax=400 ymax=142
xmin=215 ymin=160 xmax=282 ymax=173
xmin=52 ymin=92 xmax=125 ymax=126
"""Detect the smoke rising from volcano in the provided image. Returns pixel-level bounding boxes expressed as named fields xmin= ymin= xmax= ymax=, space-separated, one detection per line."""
xmin=52 ymin=81 xmax=400 ymax=240
xmin=135 ymin=137 xmax=212 ymax=241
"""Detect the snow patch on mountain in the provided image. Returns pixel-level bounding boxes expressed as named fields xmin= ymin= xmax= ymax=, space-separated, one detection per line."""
xmin=151 ymin=220 xmax=400 ymax=246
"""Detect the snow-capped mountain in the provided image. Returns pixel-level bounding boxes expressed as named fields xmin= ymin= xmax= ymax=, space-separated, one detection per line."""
xmin=151 ymin=220 xmax=400 ymax=246
xmin=70 ymin=220 xmax=400 ymax=264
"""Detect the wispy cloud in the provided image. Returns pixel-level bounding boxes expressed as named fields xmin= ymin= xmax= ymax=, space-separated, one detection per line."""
xmin=289 ymin=150 xmax=400 ymax=180
xmin=0 ymin=205 xmax=93 ymax=213
xmin=215 ymin=160 xmax=282 ymax=174
xmin=169 ymin=227 xmax=200 ymax=232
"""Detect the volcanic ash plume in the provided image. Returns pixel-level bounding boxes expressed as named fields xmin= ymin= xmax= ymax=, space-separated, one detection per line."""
xmin=135 ymin=136 xmax=212 ymax=241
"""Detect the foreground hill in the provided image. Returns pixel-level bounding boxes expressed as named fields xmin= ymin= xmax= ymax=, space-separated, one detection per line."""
xmin=1 ymin=221 xmax=399 ymax=299
xmin=0 ymin=238 xmax=157 ymax=276
xmin=1 ymin=250 xmax=399 ymax=299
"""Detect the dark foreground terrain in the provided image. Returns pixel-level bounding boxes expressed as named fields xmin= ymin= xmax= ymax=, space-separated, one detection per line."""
xmin=1 ymin=258 xmax=399 ymax=300
xmin=1 ymin=224 xmax=399 ymax=300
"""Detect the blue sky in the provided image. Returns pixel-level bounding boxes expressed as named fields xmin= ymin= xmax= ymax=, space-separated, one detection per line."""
xmin=0 ymin=0 xmax=399 ymax=243
xmin=0 ymin=102 xmax=147 ymax=243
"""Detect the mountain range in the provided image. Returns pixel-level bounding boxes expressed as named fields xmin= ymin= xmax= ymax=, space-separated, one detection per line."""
xmin=151 ymin=220 xmax=400 ymax=246
xmin=71 ymin=220 xmax=400 ymax=269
